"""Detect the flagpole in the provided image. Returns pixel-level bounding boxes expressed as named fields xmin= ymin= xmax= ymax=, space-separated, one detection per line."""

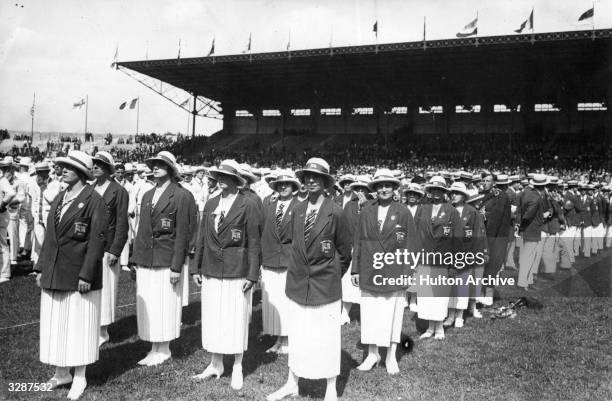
xmin=423 ymin=16 xmax=427 ymax=51
xmin=186 ymin=99 xmax=190 ymax=136
xmin=591 ymin=2 xmax=595 ymax=39
xmin=136 ymin=97 xmax=140 ymax=136
xmin=30 ymin=92 xmax=35 ymax=141
xmin=84 ymin=94 xmax=88 ymax=137
xmin=192 ymin=94 xmax=197 ymax=138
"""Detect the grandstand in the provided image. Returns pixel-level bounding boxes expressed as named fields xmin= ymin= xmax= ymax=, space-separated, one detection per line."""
xmin=117 ymin=29 xmax=611 ymax=143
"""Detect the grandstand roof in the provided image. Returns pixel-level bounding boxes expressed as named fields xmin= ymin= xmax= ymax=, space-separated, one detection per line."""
xmin=117 ymin=29 xmax=612 ymax=110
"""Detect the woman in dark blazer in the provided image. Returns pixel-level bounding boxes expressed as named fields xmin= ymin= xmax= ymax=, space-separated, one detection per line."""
xmin=34 ymin=150 xmax=107 ymax=400
xmin=130 ymin=151 xmax=194 ymax=367
xmin=259 ymin=169 xmax=300 ymax=354
xmin=267 ymin=157 xmax=352 ymax=401
xmin=351 ymin=169 xmax=420 ymax=375
xmin=191 ymin=159 xmax=261 ymax=391
xmin=91 ymin=151 xmax=129 ymax=346
xmin=413 ymin=176 xmax=463 ymax=340
xmin=444 ymin=182 xmax=487 ymax=328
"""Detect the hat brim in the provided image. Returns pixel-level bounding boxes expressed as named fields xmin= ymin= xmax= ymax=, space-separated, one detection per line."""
xmin=339 ymin=179 xmax=355 ymax=187
xmin=54 ymin=157 xmax=94 ymax=180
xmin=530 ymin=180 xmax=548 ymax=186
xmin=92 ymin=157 xmax=116 ymax=174
xmin=449 ymin=189 xmax=470 ymax=197
xmin=350 ymin=182 xmax=370 ymax=191
xmin=269 ymin=178 xmax=300 ymax=192
xmin=368 ymin=178 xmax=400 ymax=191
xmin=209 ymin=168 xmax=247 ymax=186
xmin=145 ymin=156 xmax=179 ymax=177
xmin=403 ymin=188 xmax=424 ymax=196
xmin=496 ymin=180 xmax=510 ymax=185
xmin=240 ymin=172 xmax=259 ymax=184
xmin=425 ymin=184 xmax=448 ymax=192
xmin=295 ymin=169 xmax=335 ymax=188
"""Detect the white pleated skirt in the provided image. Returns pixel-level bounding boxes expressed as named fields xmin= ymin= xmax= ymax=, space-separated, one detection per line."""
xmin=181 ymin=259 xmax=189 ymax=307
xmin=40 ymin=289 xmax=101 ymax=367
xmin=201 ymin=277 xmax=251 ymax=354
xmin=360 ymin=290 xmax=407 ymax=347
xmin=341 ymin=264 xmax=361 ymax=304
xmin=100 ymin=252 xmax=120 ymax=326
xmin=136 ymin=266 xmax=183 ymax=342
xmin=288 ymin=299 xmax=341 ymax=379
xmin=416 ymin=265 xmax=449 ymax=322
xmin=261 ymin=267 xmax=290 ymax=336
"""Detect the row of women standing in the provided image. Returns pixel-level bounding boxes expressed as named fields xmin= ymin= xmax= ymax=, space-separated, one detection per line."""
xmin=34 ymin=150 xmax=484 ymax=401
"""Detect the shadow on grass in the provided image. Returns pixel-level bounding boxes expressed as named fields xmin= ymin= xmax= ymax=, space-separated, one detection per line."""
xmin=294 ymin=349 xmax=356 ymax=398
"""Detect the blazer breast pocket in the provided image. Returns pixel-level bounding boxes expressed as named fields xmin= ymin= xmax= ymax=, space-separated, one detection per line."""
xmin=71 ymin=217 xmax=91 ymax=241
xmin=229 ymin=224 xmax=245 ymax=245
xmin=319 ymin=236 xmax=335 ymax=258
xmin=158 ymin=212 xmax=175 ymax=234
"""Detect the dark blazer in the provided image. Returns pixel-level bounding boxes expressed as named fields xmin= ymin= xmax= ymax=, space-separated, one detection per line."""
xmin=285 ymin=196 xmax=352 ymax=306
xmin=563 ymin=191 xmax=580 ymax=227
xmin=577 ymin=194 xmax=592 ymax=227
xmin=193 ymin=192 xmax=261 ymax=281
xmin=130 ymin=181 xmax=193 ymax=273
xmin=457 ymin=204 xmax=488 ymax=256
xmin=101 ymin=180 xmax=129 ymax=256
xmin=518 ymin=187 xmax=543 ymax=241
xmin=413 ymin=203 xmax=463 ymax=267
xmin=334 ymin=192 xmax=358 ymax=209
xmin=34 ymin=185 xmax=107 ymax=291
xmin=261 ymin=197 xmax=301 ymax=269
xmin=352 ymin=200 xmax=420 ymax=293
xmin=591 ymin=193 xmax=604 ymax=226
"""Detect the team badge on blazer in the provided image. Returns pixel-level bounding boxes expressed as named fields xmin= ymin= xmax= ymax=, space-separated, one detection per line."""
xmin=320 ymin=239 xmax=333 ymax=255
xmin=160 ymin=217 xmax=173 ymax=230
xmin=465 ymin=227 xmax=473 ymax=238
xmin=443 ymin=225 xmax=451 ymax=236
xmin=78 ymin=202 xmax=84 ymax=209
xmin=74 ymin=221 xmax=88 ymax=235
xmin=231 ymin=228 xmax=242 ymax=242
xmin=396 ymin=231 xmax=406 ymax=242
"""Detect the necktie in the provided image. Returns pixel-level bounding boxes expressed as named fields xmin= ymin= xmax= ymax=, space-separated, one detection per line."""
xmin=217 ymin=211 xmax=225 ymax=232
xmin=276 ymin=202 xmax=285 ymax=227
xmin=378 ymin=219 xmax=383 ymax=231
xmin=304 ymin=209 xmax=317 ymax=243
xmin=54 ymin=196 xmax=64 ymax=227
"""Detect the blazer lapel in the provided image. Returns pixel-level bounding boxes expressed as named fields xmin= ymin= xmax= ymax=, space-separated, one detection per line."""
xmin=381 ymin=202 xmax=400 ymax=242
xmin=151 ymin=182 xmax=176 ymax=217
xmin=305 ymin=197 xmax=332 ymax=249
xmin=57 ymin=185 xmax=92 ymax=236
xmin=294 ymin=202 xmax=308 ymax=261
xmin=218 ymin=193 xmax=245 ymax=234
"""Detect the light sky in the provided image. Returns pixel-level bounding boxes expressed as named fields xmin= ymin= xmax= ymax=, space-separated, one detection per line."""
xmin=0 ymin=0 xmax=609 ymax=136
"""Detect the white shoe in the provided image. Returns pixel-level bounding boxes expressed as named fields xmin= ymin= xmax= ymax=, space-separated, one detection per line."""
xmin=47 ymin=375 xmax=72 ymax=389
xmin=121 ymin=265 xmax=131 ymax=272
xmin=266 ymin=384 xmax=299 ymax=401
xmin=385 ymin=358 xmax=400 ymax=375
xmin=0 ymin=277 xmax=10 ymax=283
xmin=146 ymin=352 xmax=170 ymax=366
xmin=356 ymin=354 xmax=381 ymax=371
xmin=192 ymin=363 xmax=224 ymax=380
xmin=265 ymin=342 xmax=282 ymax=354
xmin=99 ymin=332 xmax=110 ymax=347
xmin=230 ymin=368 xmax=243 ymax=390
xmin=66 ymin=378 xmax=86 ymax=400
xmin=419 ymin=330 xmax=434 ymax=339
xmin=137 ymin=351 xmax=157 ymax=366
xmin=443 ymin=317 xmax=454 ymax=327
xmin=471 ymin=308 xmax=482 ymax=318
xmin=434 ymin=330 xmax=445 ymax=340
xmin=454 ymin=317 xmax=464 ymax=328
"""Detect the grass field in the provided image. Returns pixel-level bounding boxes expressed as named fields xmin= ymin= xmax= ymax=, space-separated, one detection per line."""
xmin=1 ymin=251 xmax=611 ymax=401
